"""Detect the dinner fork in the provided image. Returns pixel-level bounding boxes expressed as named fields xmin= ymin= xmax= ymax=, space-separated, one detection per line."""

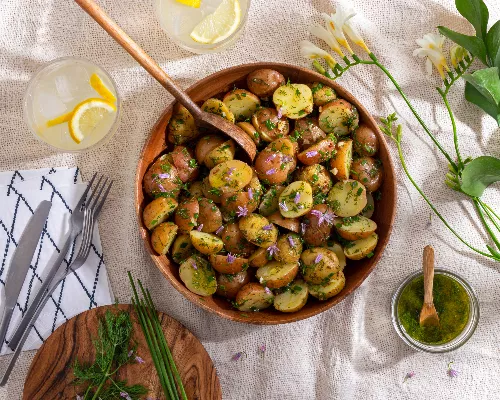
xmin=7 ymin=177 xmax=112 ymax=350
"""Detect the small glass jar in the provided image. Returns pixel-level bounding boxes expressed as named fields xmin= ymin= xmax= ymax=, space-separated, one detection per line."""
xmin=391 ymin=268 xmax=479 ymax=353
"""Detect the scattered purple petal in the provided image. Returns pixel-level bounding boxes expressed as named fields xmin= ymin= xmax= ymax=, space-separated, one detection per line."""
xmin=282 ymin=155 xmax=292 ymax=163
xmin=306 ymin=150 xmax=318 ymax=158
xmin=227 ymin=167 xmax=236 ymax=176
xmin=128 ymin=350 xmax=134 ymax=357
xmin=294 ymin=192 xmax=300 ymax=204
xmin=232 ymin=352 xmax=245 ymax=361
xmin=288 ymin=236 xmax=295 ymax=247
xmin=259 ymin=343 xmax=266 ymax=354
xmin=301 ymin=222 xmax=307 ymax=234
xmin=157 ymin=183 xmax=166 ymax=192
xmin=227 ymin=253 xmax=236 ymax=264
xmin=215 ymin=225 xmax=224 ymax=235
xmin=297 ymin=204 xmax=304 ymax=209
xmin=323 ymin=211 xmax=336 ymax=226
xmin=267 ymin=244 xmax=279 ymax=257
xmin=266 ymin=168 xmax=276 ymax=175
xmin=158 ymin=173 xmax=170 ymax=179
xmin=447 ymin=362 xmax=459 ymax=378
xmin=310 ymin=209 xmax=332 ymax=226
xmin=314 ymin=254 xmax=323 ymax=264
xmin=403 ymin=371 xmax=415 ymax=383
xmin=192 ymin=260 xmax=198 ymax=270
xmin=135 ymin=356 xmax=145 ymax=364
xmin=266 ymin=153 xmax=277 ymax=163
xmin=197 ymin=224 xmax=204 ymax=231
xmin=264 ymin=287 xmax=272 ymax=295
xmin=120 ymin=393 xmax=132 ymax=400
xmin=248 ymin=187 xmax=253 ymax=199
xmin=262 ymin=224 xmax=273 ymax=231
xmin=279 ymin=201 xmax=288 ymax=212
xmin=277 ymin=108 xmax=283 ymax=118
xmin=236 ymin=205 xmax=248 ymax=217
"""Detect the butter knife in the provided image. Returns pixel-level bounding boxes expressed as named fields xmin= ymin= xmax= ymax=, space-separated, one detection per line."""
xmin=0 ymin=200 xmax=52 ymax=350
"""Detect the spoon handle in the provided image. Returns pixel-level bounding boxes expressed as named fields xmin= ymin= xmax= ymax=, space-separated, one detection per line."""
xmin=74 ymin=0 xmax=202 ymax=117
xmin=422 ymin=245 xmax=435 ymax=305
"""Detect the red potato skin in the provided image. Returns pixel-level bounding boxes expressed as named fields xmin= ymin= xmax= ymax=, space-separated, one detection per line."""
xmin=143 ymin=155 xmax=182 ymax=198
xmin=297 ymin=138 xmax=336 ymax=166
xmin=350 ymin=157 xmax=384 ymax=192
xmin=252 ymin=107 xmax=290 ymax=142
xmin=294 ymin=117 xmax=327 ymax=150
xmin=174 ymin=197 xmax=199 ymax=233
xmin=247 ymin=69 xmax=286 ymax=98
xmin=195 ymin=135 xmax=226 ymax=165
xmin=171 ymin=146 xmax=200 ymax=183
xmin=216 ymin=270 xmax=251 ymax=299
xmin=302 ymin=204 xmax=334 ymax=246
xmin=353 ymin=124 xmax=379 ymax=156
xmin=220 ymin=223 xmax=256 ymax=257
xmin=197 ymin=197 xmax=223 ymax=233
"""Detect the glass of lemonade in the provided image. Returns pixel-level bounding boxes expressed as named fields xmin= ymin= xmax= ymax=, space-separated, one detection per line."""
xmin=154 ymin=0 xmax=251 ymax=54
xmin=24 ymin=57 xmax=121 ymax=152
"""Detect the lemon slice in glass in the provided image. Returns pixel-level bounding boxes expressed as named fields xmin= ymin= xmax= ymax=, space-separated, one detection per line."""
xmin=90 ymin=73 xmax=117 ymax=103
xmin=176 ymin=0 xmax=201 ymax=7
xmin=190 ymin=0 xmax=241 ymax=44
xmin=69 ymin=98 xmax=116 ymax=144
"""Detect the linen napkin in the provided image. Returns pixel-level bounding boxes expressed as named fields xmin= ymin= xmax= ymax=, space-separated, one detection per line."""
xmin=0 ymin=167 xmax=114 ymax=354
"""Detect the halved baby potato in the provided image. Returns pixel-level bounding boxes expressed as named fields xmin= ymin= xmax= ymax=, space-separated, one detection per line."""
xmin=179 ymin=255 xmax=217 ymax=296
xmin=174 ymin=197 xmax=199 ymax=233
xmin=294 ymin=164 xmax=332 ymax=196
xmin=187 ymin=181 xmax=204 ymax=199
xmin=274 ymin=233 xmax=302 ymax=263
xmin=302 ymin=204 xmax=334 ymax=246
xmin=344 ymin=233 xmax=378 ymax=260
xmin=209 ymin=254 xmax=249 ymax=274
xmin=301 ymin=247 xmax=341 ymax=285
xmin=204 ymin=140 xmax=236 ymax=169
xmin=201 ymin=98 xmax=235 ymax=123
xmin=329 ymin=139 xmax=353 ymax=181
xmin=239 ymin=213 xmax=278 ymax=248
xmin=190 ymin=230 xmax=224 ymax=255
xmin=256 ymin=261 xmax=299 ymax=289
xmin=167 ymin=104 xmax=199 ymax=145
xmin=143 ymin=155 xmax=182 ymax=198
xmin=267 ymin=212 xmax=300 ymax=233
xmin=220 ymin=174 xmax=261 ymax=217
xmin=251 ymin=107 xmax=290 ymax=142
xmin=278 ymin=181 xmax=313 ymax=218
xmin=310 ymin=82 xmax=337 ymax=106
xmin=223 ymin=89 xmax=261 ymax=121
xmin=335 ymin=215 xmax=377 ymax=241
xmin=201 ymin=176 xmax=222 ymax=204
xmin=318 ymin=99 xmax=359 ymax=136
xmin=248 ymin=247 xmax=270 ymax=268
xmin=237 ymin=121 xmax=261 ymax=145
xmin=197 ymin=197 xmax=223 ymax=233
xmin=254 ymin=138 xmax=296 ymax=184
xmin=195 ymin=135 xmax=226 ymax=165
xmin=327 ymin=179 xmax=367 ymax=217
xmin=209 ymin=160 xmax=253 ymax=193
xmin=274 ymin=280 xmax=309 ymax=313
xmin=169 ymin=146 xmax=200 ymax=183
xmin=150 ymin=222 xmax=178 ymax=255
xmin=143 ymin=197 xmax=178 ymax=230
xmin=236 ymin=283 xmax=274 ymax=311
xmin=326 ymin=241 xmax=347 ymax=270
xmin=259 ymin=186 xmax=285 ymax=216
xmin=293 ymin=117 xmax=326 ymax=150
xmin=273 ymin=83 xmax=313 ymax=119
xmin=220 ymin=222 xmax=255 ymax=257
xmin=308 ymin=271 xmax=346 ymax=300
xmin=216 ymin=270 xmax=251 ymax=300
xmin=171 ymin=234 xmax=193 ymax=264
xmin=297 ymin=138 xmax=336 ymax=166
xmin=361 ymin=192 xmax=375 ymax=219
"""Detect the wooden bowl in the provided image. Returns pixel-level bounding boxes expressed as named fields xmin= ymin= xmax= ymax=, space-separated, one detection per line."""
xmin=135 ymin=62 xmax=397 ymax=325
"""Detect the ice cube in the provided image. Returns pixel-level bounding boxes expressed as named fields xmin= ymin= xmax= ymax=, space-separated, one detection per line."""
xmin=54 ymin=75 xmax=73 ymax=103
xmin=37 ymin=91 xmax=67 ymax=119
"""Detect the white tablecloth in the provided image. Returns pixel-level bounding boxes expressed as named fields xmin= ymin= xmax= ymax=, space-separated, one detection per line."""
xmin=1 ymin=0 xmax=499 ymax=398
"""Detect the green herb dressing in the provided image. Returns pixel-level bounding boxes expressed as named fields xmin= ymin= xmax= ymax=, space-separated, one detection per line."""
xmin=397 ymin=274 xmax=470 ymax=344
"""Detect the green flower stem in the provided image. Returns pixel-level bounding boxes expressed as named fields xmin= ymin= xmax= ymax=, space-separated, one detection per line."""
xmin=368 ymin=53 xmax=458 ymax=171
xmin=474 ymin=199 xmax=500 ymax=251
xmin=437 ymin=88 xmax=463 ymax=168
xmin=477 ymin=198 xmax=500 ymax=233
xmin=483 ymin=201 xmax=500 ymax=222
xmin=393 ymin=133 xmax=498 ymax=260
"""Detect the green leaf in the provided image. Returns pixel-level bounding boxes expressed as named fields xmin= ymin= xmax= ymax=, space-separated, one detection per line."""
xmin=463 ymin=67 xmax=500 ymax=105
xmin=465 ymin=82 xmax=500 ymax=125
xmin=460 ymin=156 xmax=500 ymax=196
xmin=455 ymin=0 xmax=489 ymax=40
xmin=438 ymin=26 xmax=488 ymax=65
xmin=486 ymin=20 xmax=500 ymax=69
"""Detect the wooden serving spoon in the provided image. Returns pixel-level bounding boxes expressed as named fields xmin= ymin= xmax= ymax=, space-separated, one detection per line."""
xmin=74 ymin=0 xmax=257 ymax=161
xmin=419 ymin=245 xmax=440 ymax=327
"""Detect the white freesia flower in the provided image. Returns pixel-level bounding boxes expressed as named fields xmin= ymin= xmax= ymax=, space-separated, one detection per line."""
xmin=300 ymin=40 xmax=337 ymax=69
xmin=342 ymin=14 xmax=371 ymax=53
xmin=450 ymin=44 xmax=468 ymax=68
xmin=321 ymin=6 xmax=355 ymax=54
xmin=310 ymin=23 xmax=344 ymax=57
xmin=413 ymin=33 xmax=449 ymax=79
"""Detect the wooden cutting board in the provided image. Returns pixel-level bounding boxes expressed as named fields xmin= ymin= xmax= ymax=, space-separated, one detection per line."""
xmin=23 ymin=304 xmax=222 ymax=399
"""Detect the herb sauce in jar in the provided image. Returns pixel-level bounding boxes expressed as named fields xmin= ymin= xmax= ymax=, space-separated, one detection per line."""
xmin=397 ymin=273 xmax=470 ymax=344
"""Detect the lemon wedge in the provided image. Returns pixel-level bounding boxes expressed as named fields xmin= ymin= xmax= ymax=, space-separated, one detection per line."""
xmin=176 ymin=0 xmax=201 ymax=7
xmin=90 ymin=73 xmax=117 ymax=103
xmin=68 ymin=98 xmax=116 ymax=144
xmin=190 ymin=0 xmax=241 ymax=44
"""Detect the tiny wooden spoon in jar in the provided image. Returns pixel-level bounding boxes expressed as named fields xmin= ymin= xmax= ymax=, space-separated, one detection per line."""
xmin=74 ymin=0 xmax=257 ymax=161
xmin=419 ymin=245 xmax=440 ymax=327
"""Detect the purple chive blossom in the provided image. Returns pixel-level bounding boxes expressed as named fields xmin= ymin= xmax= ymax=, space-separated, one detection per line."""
xmin=232 ymin=352 xmax=245 ymax=361
xmin=264 ymin=287 xmax=272 ymax=295
xmin=215 ymin=225 xmax=224 ymax=235
xmin=192 ymin=260 xmax=198 ymax=270
xmin=288 ymin=236 xmax=295 ymax=247
xmin=323 ymin=211 xmax=336 ymax=226
xmin=294 ymin=192 xmax=300 ymax=204
xmin=158 ymin=173 xmax=170 ymax=179
xmin=403 ymin=371 xmax=415 ymax=383
xmin=314 ymin=254 xmax=323 ymax=264
xmin=279 ymin=201 xmax=288 ymax=212
xmin=227 ymin=253 xmax=236 ymax=264
xmin=262 ymin=224 xmax=273 ymax=231
xmin=236 ymin=205 xmax=248 ymax=217
xmin=248 ymin=187 xmax=253 ymax=199
xmin=157 ymin=183 xmax=166 ymax=192
xmin=266 ymin=168 xmax=276 ymax=175
xmin=447 ymin=362 xmax=459 ymax=378
xmin=135 ymin=356 xmax=145 ymax=364
xmin=266 ymin=153 xmax=277 ymax=163
xmin=120 ymin=393 xmax=132 ymax=400
xmin=301 ymin=222 xmax=307 ymax=235
xmin=310 ymin=209 xmax=335 ymax=226
xmin=227 ymin=167 xmax=236 ymax=176
xmin=306 ymin=150 xmax=318 ymax=158
xmin=267 ymin=244 xmax=279 ymax=257
xmin=197 ymin=224 xmax=204 ymax=231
